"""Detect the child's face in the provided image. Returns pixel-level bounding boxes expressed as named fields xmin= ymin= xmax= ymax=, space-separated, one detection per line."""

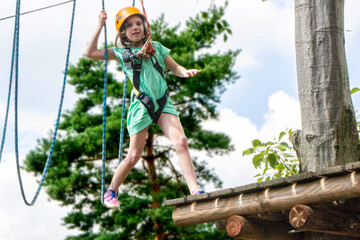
xmin=124 ymin=15 xmax=145 ymax=44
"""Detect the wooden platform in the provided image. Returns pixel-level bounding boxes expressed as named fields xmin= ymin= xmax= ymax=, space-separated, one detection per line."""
xmin=165 ymin=162 xmax=360 ymax=239
xmin=165 ymin=162 xmax=360 ymax=207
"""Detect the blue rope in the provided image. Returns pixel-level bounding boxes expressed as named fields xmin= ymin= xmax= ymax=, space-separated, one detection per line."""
xmin=0 ymin=0 xmax=20 ymax=163
xmin=101 ymin=0 xmax=108 ymax=206
xmin=13 ymin=0 xmax=77 ymax=206
xmin=118 ymin=76 xmax=128 ymax=164
xmin=101 ymin=0 xmax=131 ymax=205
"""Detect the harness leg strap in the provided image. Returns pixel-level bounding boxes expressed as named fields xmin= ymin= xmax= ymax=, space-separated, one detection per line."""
xmin=153 ymin=89 xmax=169 ymax=124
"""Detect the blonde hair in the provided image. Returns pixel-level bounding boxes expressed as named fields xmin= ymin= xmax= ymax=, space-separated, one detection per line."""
xmin=114 ymin=14 xmax=148 ymax=48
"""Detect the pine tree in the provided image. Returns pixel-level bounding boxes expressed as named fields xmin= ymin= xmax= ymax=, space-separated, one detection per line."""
xmin=24 ymin=3 xmax=239 ymax=239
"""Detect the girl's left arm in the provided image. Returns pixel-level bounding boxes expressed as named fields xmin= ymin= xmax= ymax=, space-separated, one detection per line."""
xmin=164 ymin=55 xmax=201 ymax=78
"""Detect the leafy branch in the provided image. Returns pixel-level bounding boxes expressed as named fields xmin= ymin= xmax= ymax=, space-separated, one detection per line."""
xmin=242 ymin=129 xmax=300 ymax=182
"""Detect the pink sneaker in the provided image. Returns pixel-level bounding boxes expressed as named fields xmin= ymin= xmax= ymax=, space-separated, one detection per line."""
xmin=194 ymin=190 xmax=205 ymax=195
xmin=104 ymin=189 xmax=120 ymax=209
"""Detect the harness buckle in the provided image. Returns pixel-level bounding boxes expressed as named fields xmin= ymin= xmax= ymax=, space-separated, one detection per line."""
xmin=122 ymin=49 xmax=133 ymax=69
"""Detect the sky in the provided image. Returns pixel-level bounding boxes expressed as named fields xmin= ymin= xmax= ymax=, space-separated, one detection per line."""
xmin=0 ymin=0 xmax=360 ymax=239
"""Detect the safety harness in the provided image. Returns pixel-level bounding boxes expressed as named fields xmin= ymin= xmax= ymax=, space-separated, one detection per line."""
xmin=122 ymin=47 xmax=169 ymax=124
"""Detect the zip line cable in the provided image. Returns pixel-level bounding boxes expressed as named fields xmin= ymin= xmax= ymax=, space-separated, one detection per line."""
xmin=8 ymin=0 xmax=77 ymax=206
xmin=0 ymin=0 xmax=75 ymax=22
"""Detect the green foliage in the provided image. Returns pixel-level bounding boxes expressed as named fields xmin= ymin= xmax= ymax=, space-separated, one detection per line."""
xmin=242 ymin=129 xmax=300 ymax=182
xmin=24 ymin=3 xmax=238 ymax=240
xmin=351 ymin=87 xmax=360 ymax=95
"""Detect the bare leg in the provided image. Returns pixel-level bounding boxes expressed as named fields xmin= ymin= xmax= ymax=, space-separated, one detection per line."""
xmin=158 ymin=113 xmax=200 ymax=195
xmin=109 ymin=126 xmax=149 ymax=191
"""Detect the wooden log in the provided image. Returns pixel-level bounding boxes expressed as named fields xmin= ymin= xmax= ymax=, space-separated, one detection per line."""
xmin=289 ymin=204 xmax=360 ymax=237
xmin=247 ymin=210 xmax=289 ymax=222
xmin=172 ymin=172 xmax=360 ymax=226
xmin=312 ymin=197 xmax=360 ymax=213
xmin=215 ymin=219 xmax=227 ymax=231
xmin=226 ymin=215 xmax=303 ymax=240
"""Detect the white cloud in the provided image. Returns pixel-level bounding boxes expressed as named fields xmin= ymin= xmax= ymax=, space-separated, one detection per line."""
xmin=260 ymin=91 xmax=301 ymax=139
xmin=201 ymin=91 xmax=300 ymax=190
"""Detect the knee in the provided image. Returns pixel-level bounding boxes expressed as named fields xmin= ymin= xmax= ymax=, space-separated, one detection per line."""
xmin=124 ymin=151 xmax=142 ymax=167
xmin=173 ymin=136 xmax=189 ymax=153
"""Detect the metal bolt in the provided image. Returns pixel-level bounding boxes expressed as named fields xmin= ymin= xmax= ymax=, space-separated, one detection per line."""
xmin=349 ymin=220 xmax=357 ymax=229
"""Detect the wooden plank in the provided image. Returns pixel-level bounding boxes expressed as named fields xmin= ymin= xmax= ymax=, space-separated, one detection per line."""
xmin=164 ymin=197 xmax=186 ymax=206
xmin=258 ymin=177 xmax=292 ymax=189
xmin=186 ymin=192 xmax=209 ymax=202
xmin=234 ymin=182 xmax=265 ymax=194
xmin=287 ymin=171 xmax=321 ymax=183
xmin=317 ymin=165 xmax=348 ymax=177
xmin=209 ymin=188 xmax=235 ymax=199
xmin=172 ymin=172 xmax=360 ymax=226
xmin=346 ymin=162 xmax=360 ymax=171
xmin=289 ymin=204 xmax=360 ymax=237
xmin=226 ymin=215 xmax=303 ymax=240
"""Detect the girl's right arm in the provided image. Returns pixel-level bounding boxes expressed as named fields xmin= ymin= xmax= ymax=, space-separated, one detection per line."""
xmin=84 ymin=10 xmax=117 ymax=61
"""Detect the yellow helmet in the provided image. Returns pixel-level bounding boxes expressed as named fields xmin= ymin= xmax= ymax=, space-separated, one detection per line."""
xmin=115 ymin=6 xmax=146 ymax=32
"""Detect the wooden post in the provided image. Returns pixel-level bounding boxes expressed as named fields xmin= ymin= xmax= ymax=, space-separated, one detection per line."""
xmin=226 ymin=215 xmax=303 ymax=240
xmin=289 ymin=204 xmax=360 ymax=237
xmin=172 ymin=172 xmax=360 ymax=226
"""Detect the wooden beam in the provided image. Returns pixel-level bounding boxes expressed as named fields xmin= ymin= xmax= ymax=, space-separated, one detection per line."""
xmin=216 ymin=211 xmax=289 ymax=231
xmin=172 ymin=172 xmax=360 ymax=226
xmin=247 ymin=210 xmax=289 ymax=222
xmin=312 ymin=197 xmax=360 ymax=213
xmin=226 ymin=215 xmax=302 ymax=240
xmin=289 ymin=204 xmax=360 ymax=237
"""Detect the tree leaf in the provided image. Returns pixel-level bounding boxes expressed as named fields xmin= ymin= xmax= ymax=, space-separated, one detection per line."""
xmin=278 ymin=131 xmax=286 ymax=141
xmin=268 ymin=153 xmax=278 ymax=169
xmin=280 ymin=142 xmax=290 ymax=148
xmin=252 ymin=154 xmax=262 ymax=168
xmin=242 ymin=147 xmax=256 ymax=156
xmin=275 ymin=144 xmax=287 ymax=151
xmin=351 ymin=87 xmax=360 ymax=95
xmin=252 ymin=139 xmax=263 ymax=147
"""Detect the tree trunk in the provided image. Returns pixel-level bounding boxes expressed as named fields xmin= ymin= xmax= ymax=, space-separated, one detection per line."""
xmin=145 ymin=132 xmax=164 ymax=240
xmin=294 ymin=0 xmax=360 ymax=239
xmin=294 ymin=0 xmax=359 ymax=173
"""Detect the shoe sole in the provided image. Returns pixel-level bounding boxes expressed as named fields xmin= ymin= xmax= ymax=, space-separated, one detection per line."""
xmin=104 ymin=201 xmax=120 ymax=209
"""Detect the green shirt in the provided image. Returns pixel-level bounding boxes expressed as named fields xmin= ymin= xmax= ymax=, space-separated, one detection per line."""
xmin=113 ymin=41 xmax=179 ymax=136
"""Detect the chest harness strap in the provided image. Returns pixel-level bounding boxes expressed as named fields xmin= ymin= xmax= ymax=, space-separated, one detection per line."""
xmin=123 ymin=48 xmax=169 ymax=124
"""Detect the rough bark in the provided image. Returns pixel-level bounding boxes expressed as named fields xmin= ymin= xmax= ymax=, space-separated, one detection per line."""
xmin=294 ymin=0 xmax=360 ymax=239
xmin=294 ymin=0 xmax=359 ymax=173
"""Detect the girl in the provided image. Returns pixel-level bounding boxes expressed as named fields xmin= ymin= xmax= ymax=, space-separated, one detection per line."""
xmin=85 ymin=7 xmax=203 ymax=208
